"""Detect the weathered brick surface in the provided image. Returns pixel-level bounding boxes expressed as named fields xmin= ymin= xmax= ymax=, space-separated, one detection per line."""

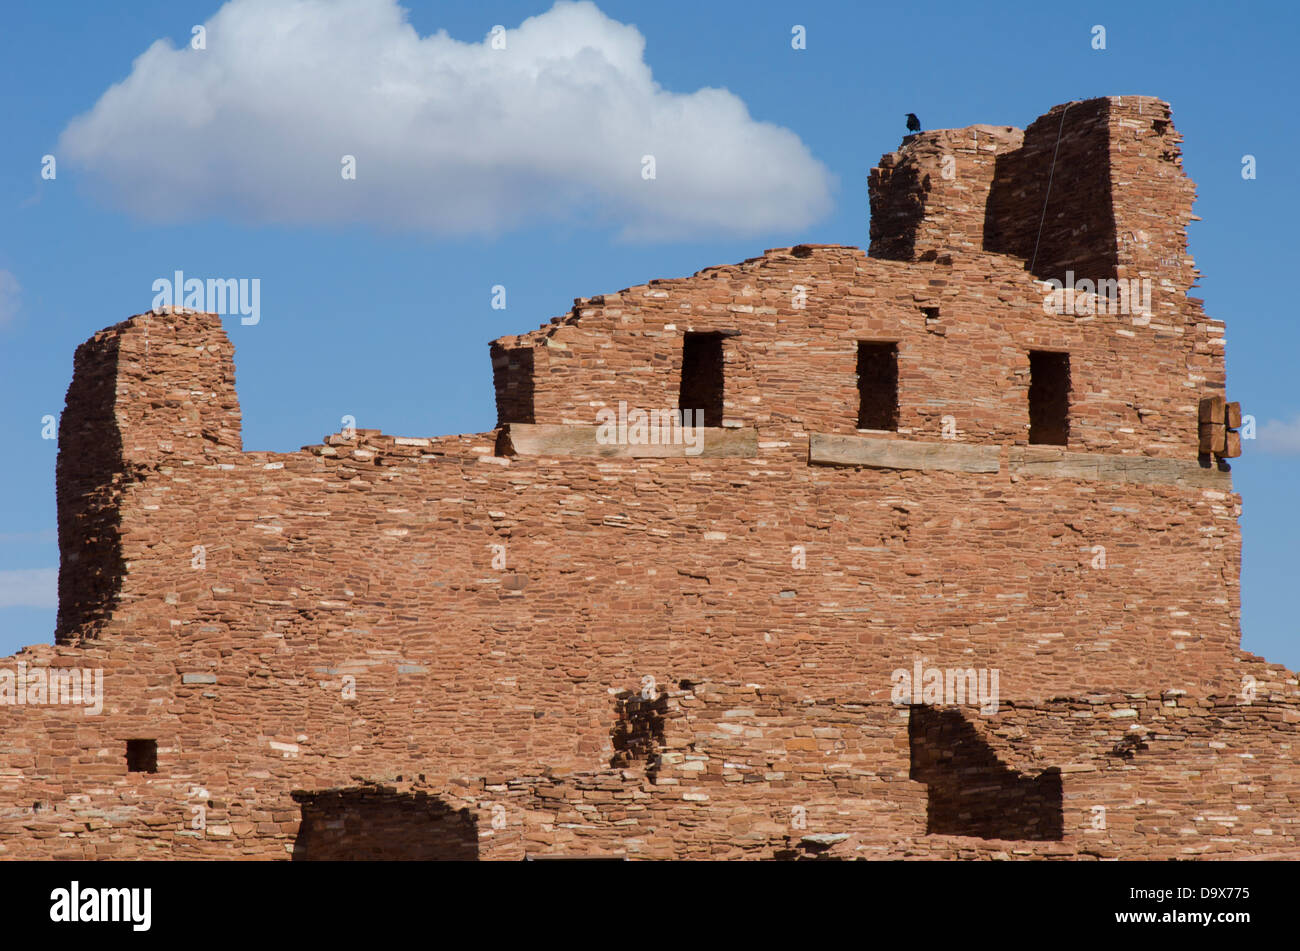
xmin=2 ymin=97 xmax=1295 ymax=860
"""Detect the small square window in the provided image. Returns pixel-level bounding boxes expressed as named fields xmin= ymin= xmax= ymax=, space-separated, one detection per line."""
xmin=126 ymin=739 xmax=157 ymax=773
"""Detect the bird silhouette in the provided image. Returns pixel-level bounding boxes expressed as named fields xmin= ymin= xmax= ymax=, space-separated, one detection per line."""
xmin=906 ymin=113 xmax=921 ymax=133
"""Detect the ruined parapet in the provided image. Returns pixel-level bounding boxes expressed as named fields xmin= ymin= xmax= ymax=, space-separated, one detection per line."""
xmin=1084 ymin=95 xmax=1200 ymax=301
xmin=982 ymin=98 xmax=1118 ymax=282
xmin=873 ymin=98 xmax=1199 ymax=303
xmin=983 ymin=97 xmax=1198 ymax=293
xmin=1103 ymin=97 xmax=1207 ymax=346
xmin=55 ymin=309 xmax=241 ymax=642
xmin=869 ymin=124 xmax=1024 ymax=261
xmin=62 ymin=308 xmax=242 ymax=464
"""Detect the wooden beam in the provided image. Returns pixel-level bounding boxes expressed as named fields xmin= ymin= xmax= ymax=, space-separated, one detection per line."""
xmin=1010 ymin=447 xmax=1231 ymax=488
xmin=1198 ymin=422 xmax=1226 ymax=455
xmin=809 ymin=434 xmax=1000 ymax=473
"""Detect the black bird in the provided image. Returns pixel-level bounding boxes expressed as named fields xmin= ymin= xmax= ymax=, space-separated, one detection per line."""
xmin=905 ymin=113 xmax=921 ymax=133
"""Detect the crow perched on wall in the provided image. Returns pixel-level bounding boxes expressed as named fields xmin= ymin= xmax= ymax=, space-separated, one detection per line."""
xmin=906 ymin=113 xmax=921 ymax=133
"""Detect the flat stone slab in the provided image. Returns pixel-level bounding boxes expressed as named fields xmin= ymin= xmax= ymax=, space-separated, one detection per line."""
xmin=809 ymin=433 xmax=1000 ymax=473
xmin=500 ymin=423 xmax=757 ymax=459
xmin=1008 ymin=447 xmax=1232 ymax=488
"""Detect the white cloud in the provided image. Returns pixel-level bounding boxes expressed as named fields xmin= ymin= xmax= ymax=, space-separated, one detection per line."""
xmin=0 ymin=271 xmax=19 ymax=326
xmin=1258 ymin=415 xmax=1300 ymax=455
xmin=58 ymin=0 xmax=833 ymax=240
xmin=0 ymin=569 xmax=57 ymax=609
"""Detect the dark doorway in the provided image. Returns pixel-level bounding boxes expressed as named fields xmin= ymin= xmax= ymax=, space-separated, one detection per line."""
xmin=292 ymin=787 xmax=480 ymax=860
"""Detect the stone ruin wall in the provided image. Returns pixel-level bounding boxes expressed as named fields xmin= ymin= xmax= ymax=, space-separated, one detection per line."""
xmin=0 ymin=96 xmax=1295 ymax=860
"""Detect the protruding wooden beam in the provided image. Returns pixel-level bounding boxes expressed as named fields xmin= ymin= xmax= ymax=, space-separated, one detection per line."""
xmin=1199 ymin=421 xmax=1226 ymax=455
xmin=1199 ymin=395 xmax=1226 ymax=424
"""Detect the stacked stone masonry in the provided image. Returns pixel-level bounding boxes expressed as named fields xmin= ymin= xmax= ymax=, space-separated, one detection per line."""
xmin=2 ymin=97 xmax=1295 ymax=860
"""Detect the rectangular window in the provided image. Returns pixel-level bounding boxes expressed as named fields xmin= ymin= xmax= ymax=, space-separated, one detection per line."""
xmin=1028 ymin=351 xmax=1070 ymax=445
xmin=126 ymin=739 xmax=157 ymax=773
xmin=856 ymin=342 xmax=899 ymax=431
xmin=679 ymin=332 xmax=725 ymax=427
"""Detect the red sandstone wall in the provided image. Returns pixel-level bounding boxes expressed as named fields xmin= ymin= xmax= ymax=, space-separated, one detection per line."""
xmin=2 ymin=97 xmax=1294 ymax=861
xmin=0 ymin=654 xmax=1294 ymax=859
xmin=1 ymin=308 xmax=1278 ymax=860
xmin=55 ymin=312 xmax=242 ymax=643
xmin=47 ymin=311 xmax=1248 ymax=698
xmin=495 ymin=245 xmax=1221 ymax=458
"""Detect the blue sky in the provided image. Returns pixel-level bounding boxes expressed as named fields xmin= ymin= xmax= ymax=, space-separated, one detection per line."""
xmin=1 ymin=0 xmax=1297 ymax=668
